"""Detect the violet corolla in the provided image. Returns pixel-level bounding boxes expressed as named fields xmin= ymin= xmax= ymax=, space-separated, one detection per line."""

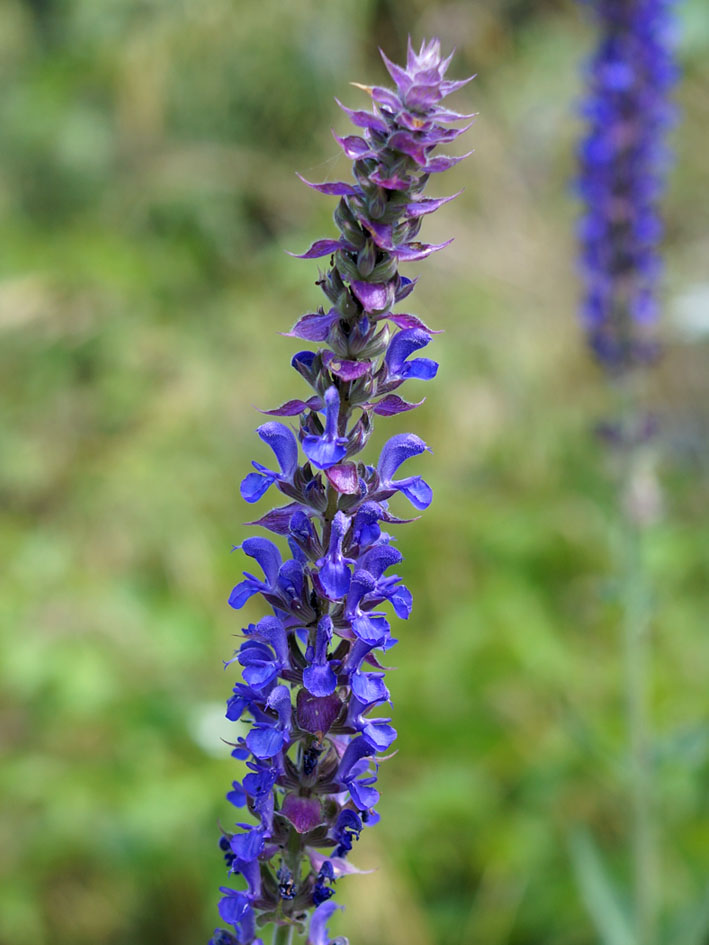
xmin=209 ymin=38 xmax=473 ymax=945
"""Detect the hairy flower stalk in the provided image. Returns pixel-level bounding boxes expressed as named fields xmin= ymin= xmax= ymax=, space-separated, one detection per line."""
xmin=208 ymin=39 xmax=473 ymax=945
xmin=575 ymin=4 xmax=677 ymax=945
xmin=577 ymin=0 xmax=677 ymax=373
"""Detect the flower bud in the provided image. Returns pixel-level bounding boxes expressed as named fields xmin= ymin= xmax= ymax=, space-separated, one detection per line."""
xmin=356 ymin=240 xmax=377 ymax=278
xmin=368 ymin=254 xmax=398 ymax=283
xmin=334 ymin=199 xmax=365 ymax=249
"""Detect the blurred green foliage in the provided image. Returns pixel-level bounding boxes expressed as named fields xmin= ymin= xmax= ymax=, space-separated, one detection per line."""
xmin=1 ymin=1 xmax=708 ymax=944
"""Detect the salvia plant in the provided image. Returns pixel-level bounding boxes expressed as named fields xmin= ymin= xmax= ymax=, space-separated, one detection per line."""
xmin=572 ymin=3 xmax=681 ymax=945
xmin=208 ymin=38 xmax=473 ymax=945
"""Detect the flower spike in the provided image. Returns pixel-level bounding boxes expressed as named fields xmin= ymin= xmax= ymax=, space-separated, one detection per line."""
xmin=576 ymin=0 xmax=677 ymax=372
xmin=210 ymin=37 xmax=473 ymax=944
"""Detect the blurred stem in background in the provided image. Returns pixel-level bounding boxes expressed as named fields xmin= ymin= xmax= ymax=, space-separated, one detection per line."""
xmin=617 ymin=376 xmax=658 ymax=945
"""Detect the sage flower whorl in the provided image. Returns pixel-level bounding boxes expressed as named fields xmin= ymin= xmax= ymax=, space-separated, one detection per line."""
xmin=577 ymin=0 xmax=677 ymax=372
xmin=209 ymin=38 xmax=473 ymax=945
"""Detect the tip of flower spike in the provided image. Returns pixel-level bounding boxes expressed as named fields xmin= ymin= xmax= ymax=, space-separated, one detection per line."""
xmin=406 ymin=35 xmax=451 ymax=74
xmin=378 ymin=47 xmax=410 ymax=91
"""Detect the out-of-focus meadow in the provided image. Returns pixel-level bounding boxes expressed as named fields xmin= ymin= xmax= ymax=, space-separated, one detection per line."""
xmin=1 ymin=1 xmax=708 ymax=943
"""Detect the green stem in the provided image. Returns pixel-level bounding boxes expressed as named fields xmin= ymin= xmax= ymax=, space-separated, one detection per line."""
xmin=617 ymin=380 xmax=656 ymax=945
xmin=272 ymin=924 xmax=294 ymax=945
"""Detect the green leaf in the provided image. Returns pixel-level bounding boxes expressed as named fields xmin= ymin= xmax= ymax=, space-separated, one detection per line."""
xmin=569 ymin=829 xmax=635 ymax=945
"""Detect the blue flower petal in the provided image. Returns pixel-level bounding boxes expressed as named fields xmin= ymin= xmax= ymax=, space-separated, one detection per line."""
xmin=240 ymin=537 xmax=282 ymax=586
xmin=361 ymin=719 xmax=397 ymax=751
xmin=228 ymin=579 xmax=259 ymax=610
xmin=352 ymin=614 xmax=390 ymax=646
xmin=308 ymin=901 xmax=344 ymax=945
xmin=385 ymin=327 xmax=433 ymax=376
xmin=303 ymin=386 xmax=349 ymax=470
xmin=303 ymin=435 xmax=348 ymax=470
xmin=256 ymin=421 xmax=299 ymax=478
xmin=403 ymin=356 xmax=438 ymax=380
xmin=348 ymin=778 xmax=380 ymax=811
xmin=359 ymin=544 xmax=402 ymax=579
xmin=217 ymin=888 xmax=253 ymax=928
xmin=225 ymin=693 xmax=248 ymax=721
xmin=395 ymin=474 xmax=433 ymax=510
xmin=240 ymin=471 xmax=275 ymax=503
xmin=230 ymin=827 xmax=265 ymax=862
xmin=303 ymin=663 xmax=338 ymax=697
xmin=246 ymin=726 xmax=285 ymax=759
xmin=278 ymin=559 xmax=305 ymax=600
xmin=351 ymin=671 xmax=389 ymax=705
xmin=226 ymin=781 xmax=248 ymax=808
xmin=241 ymin=661 xmax=279 ymax=690
xmin=337 ymin=737 xmax=375 ymax=784
xmin=319 ymin=560 xmax=352 ymax=599
xmin=389 ymin=584 xmax=413 ymax=619
xmin=377 ymin=432 xmax=429 ymax=483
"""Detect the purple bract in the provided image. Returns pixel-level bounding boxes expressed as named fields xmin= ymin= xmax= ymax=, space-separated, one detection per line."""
xmin=209 ymin=37 xmax=473 ymax=945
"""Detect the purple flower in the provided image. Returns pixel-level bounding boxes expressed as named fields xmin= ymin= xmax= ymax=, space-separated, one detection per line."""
xmin=316 ymin=511 xmax=355 ymax=599
xmin=229 ymin=825 xmax=266 ymax=863
xmin=345 ymin=571 xmax=392 ymax=647
xmin=312 ymin=860 xmax=337 ymax=906
xmin=208 ymin=930 xmax=240 ymax=945
xmin=385 ymin=328 xmax=438 ymax=382
xmin=209 ymin=36 xmax=472 ymax=944
xmin=240 ymin=422 xmax=298 ymax=502
xmin=351 ymin=502 xmax=385 ymax=549
xmin=308 ymin=901 xmax=347 ymax=945
xmin=576 ymin=0 xmax=677 ymax=372
xmin=333 ymin=809 xmax=363 ymax=858
xmin=303 ymin=386 xmax=348 ymax=469
xmin=217 ymin=889 xmax=259 ymax=944
xmin=351 ymin=668 xmax=389 ymax=706
xmin=336 ymin=737 xmax=380 ymax=811
xmin=377 ymin=433 xmax=433 ymax=510
xmin=228 ymin=538 xmax=282 ymax=609
xmin=245 ymin=684 xmax=291 ymax=759
xmin=303 ymin=616 xmax=338 ymax=697
xmin=237 ymin=640 xmax=281 ymax=690
xmin=359 ymin=544 xmax=413 ymax=619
